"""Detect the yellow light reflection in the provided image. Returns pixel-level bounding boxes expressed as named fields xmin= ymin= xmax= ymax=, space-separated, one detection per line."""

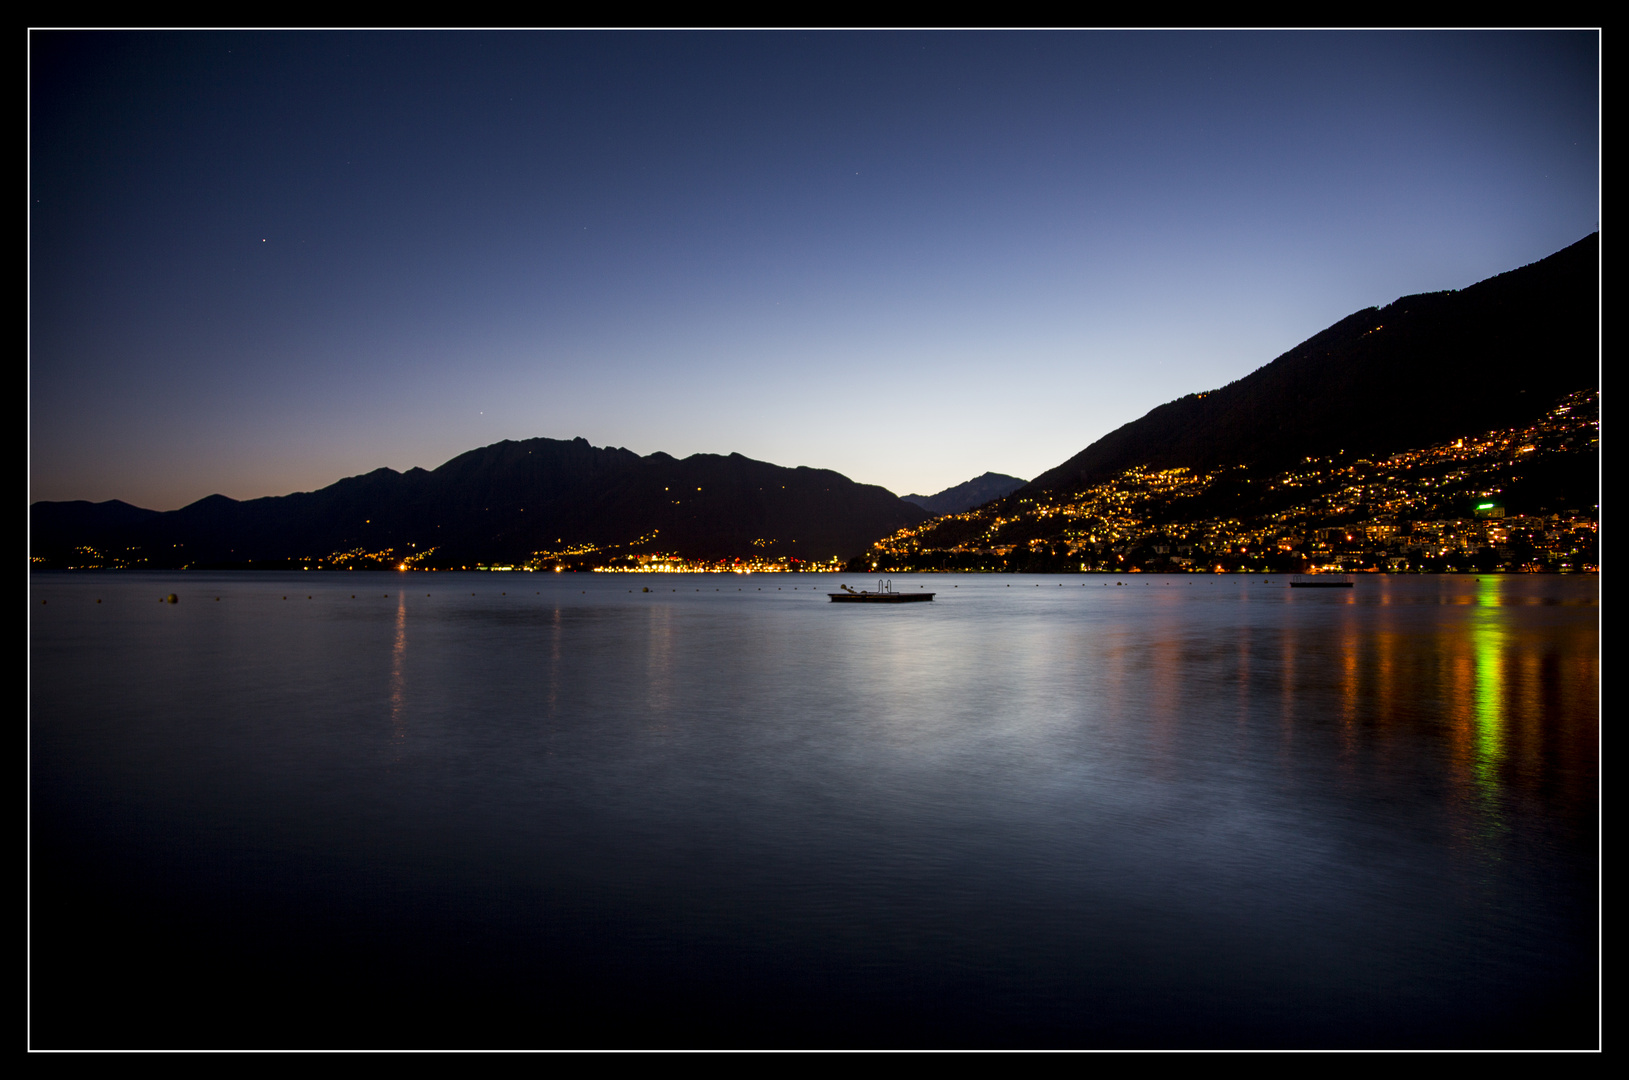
xmin=389 ymin=591 xmax=408 ymax=742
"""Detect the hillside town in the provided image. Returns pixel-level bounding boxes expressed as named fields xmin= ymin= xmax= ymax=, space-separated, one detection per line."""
xmin=865 ymin=390 xmax=1598 ymax=575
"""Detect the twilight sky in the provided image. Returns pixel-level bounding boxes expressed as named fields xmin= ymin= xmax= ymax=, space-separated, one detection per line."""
xmin=30 ymin=31 xmax=1599 ymax=511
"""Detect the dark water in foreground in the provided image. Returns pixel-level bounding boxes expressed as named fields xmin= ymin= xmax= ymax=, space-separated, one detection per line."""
xmin=31 ymin=572 xmax=1598 ymax=1047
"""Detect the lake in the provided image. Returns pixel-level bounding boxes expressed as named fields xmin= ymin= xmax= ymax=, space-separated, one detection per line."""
xmin=29 ymin=572 xmax=1599 ymax=1048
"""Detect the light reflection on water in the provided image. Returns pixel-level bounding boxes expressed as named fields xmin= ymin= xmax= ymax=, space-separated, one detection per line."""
xmin=389 ymin=590 xmax=407 ymax=744
xmin=30 ymin=572 xmax=1597 ymax=1047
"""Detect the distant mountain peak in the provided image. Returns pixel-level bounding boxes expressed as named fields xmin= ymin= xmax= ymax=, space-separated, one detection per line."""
xmin=904 ymin=472 xmax=1028 ymax=515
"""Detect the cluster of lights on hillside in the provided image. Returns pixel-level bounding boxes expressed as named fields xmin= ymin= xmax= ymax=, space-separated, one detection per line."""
xmin=868 ymin=390 xmax=1598 ymax=575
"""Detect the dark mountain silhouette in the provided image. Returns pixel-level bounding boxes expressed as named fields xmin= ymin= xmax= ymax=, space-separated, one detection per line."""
xmin=31 ymin=438 xmax=929 ymax=569
xmin=1027 ymin=233 xmax=1599 ymax=495
xmin=28 ymin=499 xmax=160 ymax=537
xmin=903 ymin=472 xmax=1028 ymax=515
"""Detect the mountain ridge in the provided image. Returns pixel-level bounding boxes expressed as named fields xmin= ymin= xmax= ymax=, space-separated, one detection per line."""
xmin=32 ymin=438 xmax=930 ymax=570
xmin=903 ymin=472 xmax=1028 ymax=516
xmin=1026 ymin=233 xmax=1598 ymax=496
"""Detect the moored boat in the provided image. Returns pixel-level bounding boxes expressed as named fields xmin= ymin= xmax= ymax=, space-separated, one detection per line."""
xmin=829 ymin=579 xmax=934 ymax=603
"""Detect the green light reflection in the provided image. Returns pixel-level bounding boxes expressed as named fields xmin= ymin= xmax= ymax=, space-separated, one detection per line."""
xmin=1471 ymin=577 xmax=1505 ymax=791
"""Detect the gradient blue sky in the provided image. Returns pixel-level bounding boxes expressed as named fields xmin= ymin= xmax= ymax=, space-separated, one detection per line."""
xmin=30 ymin=31 xmax=1599 ymax=510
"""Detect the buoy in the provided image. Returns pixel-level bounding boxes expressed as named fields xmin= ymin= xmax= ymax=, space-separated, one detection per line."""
xmin=643 ymin=587 xmax=649 ymax=592
xmin=167 ymin=594 xmax=178 ymax=604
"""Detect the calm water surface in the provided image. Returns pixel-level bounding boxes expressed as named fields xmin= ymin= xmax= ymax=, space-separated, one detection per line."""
xmin=30 ymin=572 xmax=1599 ymax=1047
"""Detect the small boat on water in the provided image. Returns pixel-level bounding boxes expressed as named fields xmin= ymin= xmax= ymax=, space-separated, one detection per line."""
xmin=829 ymin=579 xmax=934 ymax=603
xmin=1290 ymin=574 xmax=1354 ymax=588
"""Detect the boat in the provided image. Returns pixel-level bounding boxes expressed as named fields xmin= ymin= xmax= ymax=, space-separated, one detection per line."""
xmin=828 ymin=579 xmax=934 ymax=603
xmin=1290 ymin=573 xmax=1354 ymax=588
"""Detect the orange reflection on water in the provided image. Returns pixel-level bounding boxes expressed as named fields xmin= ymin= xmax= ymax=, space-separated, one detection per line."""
xmin=1149 ymin=624 xmax=1182 ymax=756
xmin=1339 ymin=613 xmax=1361 ymax=731
xmin=389 ymin=590 xmax=408 ymax=742
xmin=1313 ymin=576 xmax=1597 ymax=856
